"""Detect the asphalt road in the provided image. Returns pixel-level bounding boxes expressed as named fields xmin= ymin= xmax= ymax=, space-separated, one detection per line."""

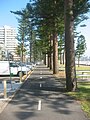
xmin=0 ymin=64 xmax=89 ymax=120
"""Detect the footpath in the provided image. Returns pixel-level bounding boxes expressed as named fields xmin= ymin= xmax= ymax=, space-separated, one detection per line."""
xmin=0 ymin=78 xmax=23 ymax=113
xmin=0 ymin=64 xmax=90 ymax=120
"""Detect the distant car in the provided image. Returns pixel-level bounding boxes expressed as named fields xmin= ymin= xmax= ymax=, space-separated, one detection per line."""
xmin=31 ymin=62 xmax=36 ymax=67
xmin=17 ymin=62 xmax=33 ymax=71
xmin=36 ymin=61 xmax=41 ymax=65
xmin=26 ymin=62 xmax=36 ymax=68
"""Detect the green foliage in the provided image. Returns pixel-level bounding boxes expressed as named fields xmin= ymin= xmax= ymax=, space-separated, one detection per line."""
xmin=11 ymin=0 xmax=90 ymax=90
xmin=58 ymin=34 xmax=65 ymax=53
xmin=73 ymin=0 xmax=90 ymax=37
xmin=73 ymin=0 xmax=90 ymax=19
xmin=11 ymin=0 xmax=90 ymax=60
xmin=16 ymin=44 xmax=26 ymax=56
xmin=75 ymin=35 xmax=87 ymax=58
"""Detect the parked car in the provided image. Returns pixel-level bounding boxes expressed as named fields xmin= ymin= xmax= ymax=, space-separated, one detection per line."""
xmin=0 ymin=61 xmax=30 ymax=76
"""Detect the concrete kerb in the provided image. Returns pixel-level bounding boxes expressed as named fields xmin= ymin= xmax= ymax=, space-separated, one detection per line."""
xmin=0 ymin=70 xmax=33 ymax=114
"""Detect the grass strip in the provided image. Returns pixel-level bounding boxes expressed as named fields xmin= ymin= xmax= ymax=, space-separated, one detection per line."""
xmin=68 ymin=82 xmax=90 ymax=118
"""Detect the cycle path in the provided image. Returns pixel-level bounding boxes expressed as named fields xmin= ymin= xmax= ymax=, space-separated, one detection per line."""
xmin=0 ymin=64 xmax=89 ymax=120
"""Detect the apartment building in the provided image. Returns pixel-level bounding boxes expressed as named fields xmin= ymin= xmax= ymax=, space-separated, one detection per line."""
xmin=0 ymin=25 xmax=18 ymax=60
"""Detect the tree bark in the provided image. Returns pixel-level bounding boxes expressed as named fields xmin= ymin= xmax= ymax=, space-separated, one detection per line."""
xmin=60 ymin=52 xmax=62 ymax=64
xmin=30 ymin=42 xmax=32 ymax=62
xmin=64 ymin=0 xmax=77 ymax=91
xmin=50 ymin=34 xmax=53 ymax=70
xmin=47 ymin=53 xmax=50 ymax=67
xmin=63 ymin=51 xmax=65 ymax=65
xmin=21 ymin=34 xmax=24 ymax=62
xmin=44 ymin=53 xmax=46 ymax=65
xmin=53 ymin=32 xmax=59 ymax=74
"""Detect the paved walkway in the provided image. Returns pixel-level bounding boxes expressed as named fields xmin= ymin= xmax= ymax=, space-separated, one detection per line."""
xmin=0 ymin=64 xmax=89 ymax=120
xmin=0 ymin=81 xmax=22 ymax=114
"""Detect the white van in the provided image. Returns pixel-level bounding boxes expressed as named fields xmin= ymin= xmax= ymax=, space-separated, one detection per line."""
xmin=0 ymin=61 xmax=30 ymax=76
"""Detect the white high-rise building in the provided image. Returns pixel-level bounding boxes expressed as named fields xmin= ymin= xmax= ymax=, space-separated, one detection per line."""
xmin=0 ymin=25 xmax=18 ymax=60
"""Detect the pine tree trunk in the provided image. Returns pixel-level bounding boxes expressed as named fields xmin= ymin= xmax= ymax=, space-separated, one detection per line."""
xmin=63 ymin=51 xmax=65 ymax=65
xmin=64 ymin=0 xmax=77 ymax=91
xmin=78 ymin=57 xmax=80 ymax=67
xmin=47 ymin=53 xmax=50 ymax=67
xmin=50 ymin=34 xmax=53 ymax=70
xmin=53 ymin=32 xmax=59 ymax=74
xmin=60 ymin=52 xmax=62 ymax=64
xmin=50 ymin=52 xmax=52 ymax=70
xmin=30 ymin=42 xmax=32 ymax=62
xmin=44 ymin=54 xmax=46 ymax=65
xmin=21 ymin=35 xmax=24 ymax=62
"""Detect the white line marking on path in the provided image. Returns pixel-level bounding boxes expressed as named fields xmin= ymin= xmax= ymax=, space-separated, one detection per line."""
xmin=38 ymin=100 xmax=42 ymax=110
xmin=40 ymin=72 xmax=42 ymax=74
xmin=40 ymin=83 xmax=42 ymax=87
